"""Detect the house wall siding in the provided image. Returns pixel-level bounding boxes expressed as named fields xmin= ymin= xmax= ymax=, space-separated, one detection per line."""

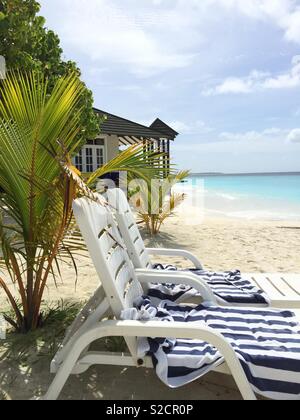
xmin=105 ymin=134 xmax=119 ymax=162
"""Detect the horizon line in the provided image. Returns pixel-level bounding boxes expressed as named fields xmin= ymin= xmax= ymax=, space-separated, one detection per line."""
xmin=189 ymin=171 xmax=300 ymax=176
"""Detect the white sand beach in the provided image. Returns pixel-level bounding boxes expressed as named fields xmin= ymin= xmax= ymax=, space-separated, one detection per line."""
xmin=2 ymin=214 xmax=300 ymax=307
xmin=0 ymin=212 xmax=300 ymax=400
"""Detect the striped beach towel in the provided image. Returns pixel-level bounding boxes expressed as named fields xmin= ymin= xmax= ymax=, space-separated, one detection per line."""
xmin=122 ymin=298 xmax=300 ymax=400
xmin=149 ymin=267 xmax=270 ymax=306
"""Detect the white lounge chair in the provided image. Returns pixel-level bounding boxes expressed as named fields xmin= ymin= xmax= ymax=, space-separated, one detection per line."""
xmin=105 ymin=188 xmax=300 ymax=309
xmin=44 ymin=197 xmax=300 ymax=400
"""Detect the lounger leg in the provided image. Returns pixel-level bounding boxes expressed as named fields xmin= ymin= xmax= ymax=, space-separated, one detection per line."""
xmin=44 ymin=352 xmax=80 ymax=400
xmin=44 ymin=323 xmax=113 ymax=400
xmin=228 ymin=366 xmax=256 ymax=400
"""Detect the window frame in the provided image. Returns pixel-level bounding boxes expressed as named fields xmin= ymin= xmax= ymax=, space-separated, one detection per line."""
xmin=73 ymin=137 xmax=107 ymax=173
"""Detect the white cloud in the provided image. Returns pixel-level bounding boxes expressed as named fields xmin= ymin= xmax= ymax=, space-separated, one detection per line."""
xmin=263 ymin=55 xmax=300 ymax=89
xmin=220 ymin=128 xmax=285 ymax=142
xmin=207 ymin=0 xmax=300 ymax=44
xmin=281 ymin=8 xmax=300 ymax=44
xmin=203 ymin=56 xmax=300 ymax=95
xmin=219 ymin=127 xmax=300 ymax=145
xmin=169 ymin=120 xmax=214 ymax=134
xmin=41 ymin=0 xmax=300 ymax=80
xmin=42 ymin=0 xmax=196 ymax=77
xmin=205 ymin=78 xmax=252 ymax=95
xmin=203 ymin=71 xmax=270 ymax=95
xmin=287 ymin=128 xmax=300 ymax=143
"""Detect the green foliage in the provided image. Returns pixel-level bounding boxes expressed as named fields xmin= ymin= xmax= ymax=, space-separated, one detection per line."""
xmin=0 ymin=0 xmax=99 ymax=140
xmin=0 ymin=300 xmax=127 ymax=367
xmin=0 ymin=71 xmax=86 ymax=332
xmin=136 ymin=171 xmax=190 ymax=235
xmin=1 ymin=300 xmax=83 ymax=365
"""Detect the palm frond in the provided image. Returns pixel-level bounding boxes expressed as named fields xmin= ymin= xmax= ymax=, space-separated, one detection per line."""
xmin=87 ymin=143 xmax=175 ymax=187
xmin=0 ymin=71 xmax=86 ymax=331
xmin=136 ymin=171 xmax=190 ymax=235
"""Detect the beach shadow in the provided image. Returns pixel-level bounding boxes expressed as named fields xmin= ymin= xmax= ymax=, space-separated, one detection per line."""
xmin=0 ymin=355 xmax=241 ymax=400
xmin=277 ymin=227 xmax=300 ymax=230
xmin=140 ymin=228 xmax=192 ymax=251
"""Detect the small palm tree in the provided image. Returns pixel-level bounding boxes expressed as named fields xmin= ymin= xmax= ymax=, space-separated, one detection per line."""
xmin=136 ymin=171 xmax=190 ymax=235
xmin=0 ymin=71 xmax=170 ymax=332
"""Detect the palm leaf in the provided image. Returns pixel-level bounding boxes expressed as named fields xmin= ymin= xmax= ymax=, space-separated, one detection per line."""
xmin=0 ymin=71 xmax=86 ymax=331
xmin=136 ymin=171 xmax=190 ymax=235
xmin=87 ymin=143 xmax=175 ymax=187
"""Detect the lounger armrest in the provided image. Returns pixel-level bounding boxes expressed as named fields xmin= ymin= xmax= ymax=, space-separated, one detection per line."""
xmin=146 ymin=248 xmax=203 ymax=270
xmin=135 ymin=269 xmax=217 ymax=304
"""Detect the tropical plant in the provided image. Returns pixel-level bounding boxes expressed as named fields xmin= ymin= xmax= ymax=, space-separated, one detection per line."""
xmin=0 ymin=71 xmax=172 ymax=333
xmin=87 ymin=143 xmax=173 ymax=188
xmin=0 ymin=0 xmax=99 ymax=140
xmin=0 ymin=71 xmax=86 ymax=333
xmin=1 ymin=300 xmax=84 ymax=365
xmin=136 ymin=171 xmax=190 ymax=235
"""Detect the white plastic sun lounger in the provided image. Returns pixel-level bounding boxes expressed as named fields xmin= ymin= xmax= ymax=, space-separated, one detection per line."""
xmin=105 ymin=188 xmax=300 ymax=309
xmin=44 ymin=197 xmax=300 ymax=400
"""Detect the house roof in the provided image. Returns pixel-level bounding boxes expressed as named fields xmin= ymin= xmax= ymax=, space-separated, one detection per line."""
xmin=93 ymin=108 xmax=178 ymax=141
xmin=150 ymin=118 xmax=179 ymax=139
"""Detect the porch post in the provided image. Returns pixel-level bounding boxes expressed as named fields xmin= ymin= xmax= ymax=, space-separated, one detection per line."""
xmin=167 ymin=140 xmax=170 ymax=175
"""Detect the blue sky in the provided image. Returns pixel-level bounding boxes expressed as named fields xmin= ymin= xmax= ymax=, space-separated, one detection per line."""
xmin=40 ymin=0 xmax=300 ymax=173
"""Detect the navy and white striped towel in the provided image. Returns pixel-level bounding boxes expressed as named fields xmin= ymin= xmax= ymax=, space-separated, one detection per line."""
xmin=150 ymin=267 xmax=270 ymax=306
xmin=122 ymin=298 xmax=300 ymax=400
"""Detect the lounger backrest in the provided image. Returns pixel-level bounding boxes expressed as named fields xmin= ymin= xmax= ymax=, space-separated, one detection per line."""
xmin=106 ymin=188 xmax=152 ymax=269
xmin=72 ymin=196 xmax=144 ymax=319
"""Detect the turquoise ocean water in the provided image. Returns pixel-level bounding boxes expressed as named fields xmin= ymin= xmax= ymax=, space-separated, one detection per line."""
xmin=181 ymin=174 xmax=300 ymax=220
